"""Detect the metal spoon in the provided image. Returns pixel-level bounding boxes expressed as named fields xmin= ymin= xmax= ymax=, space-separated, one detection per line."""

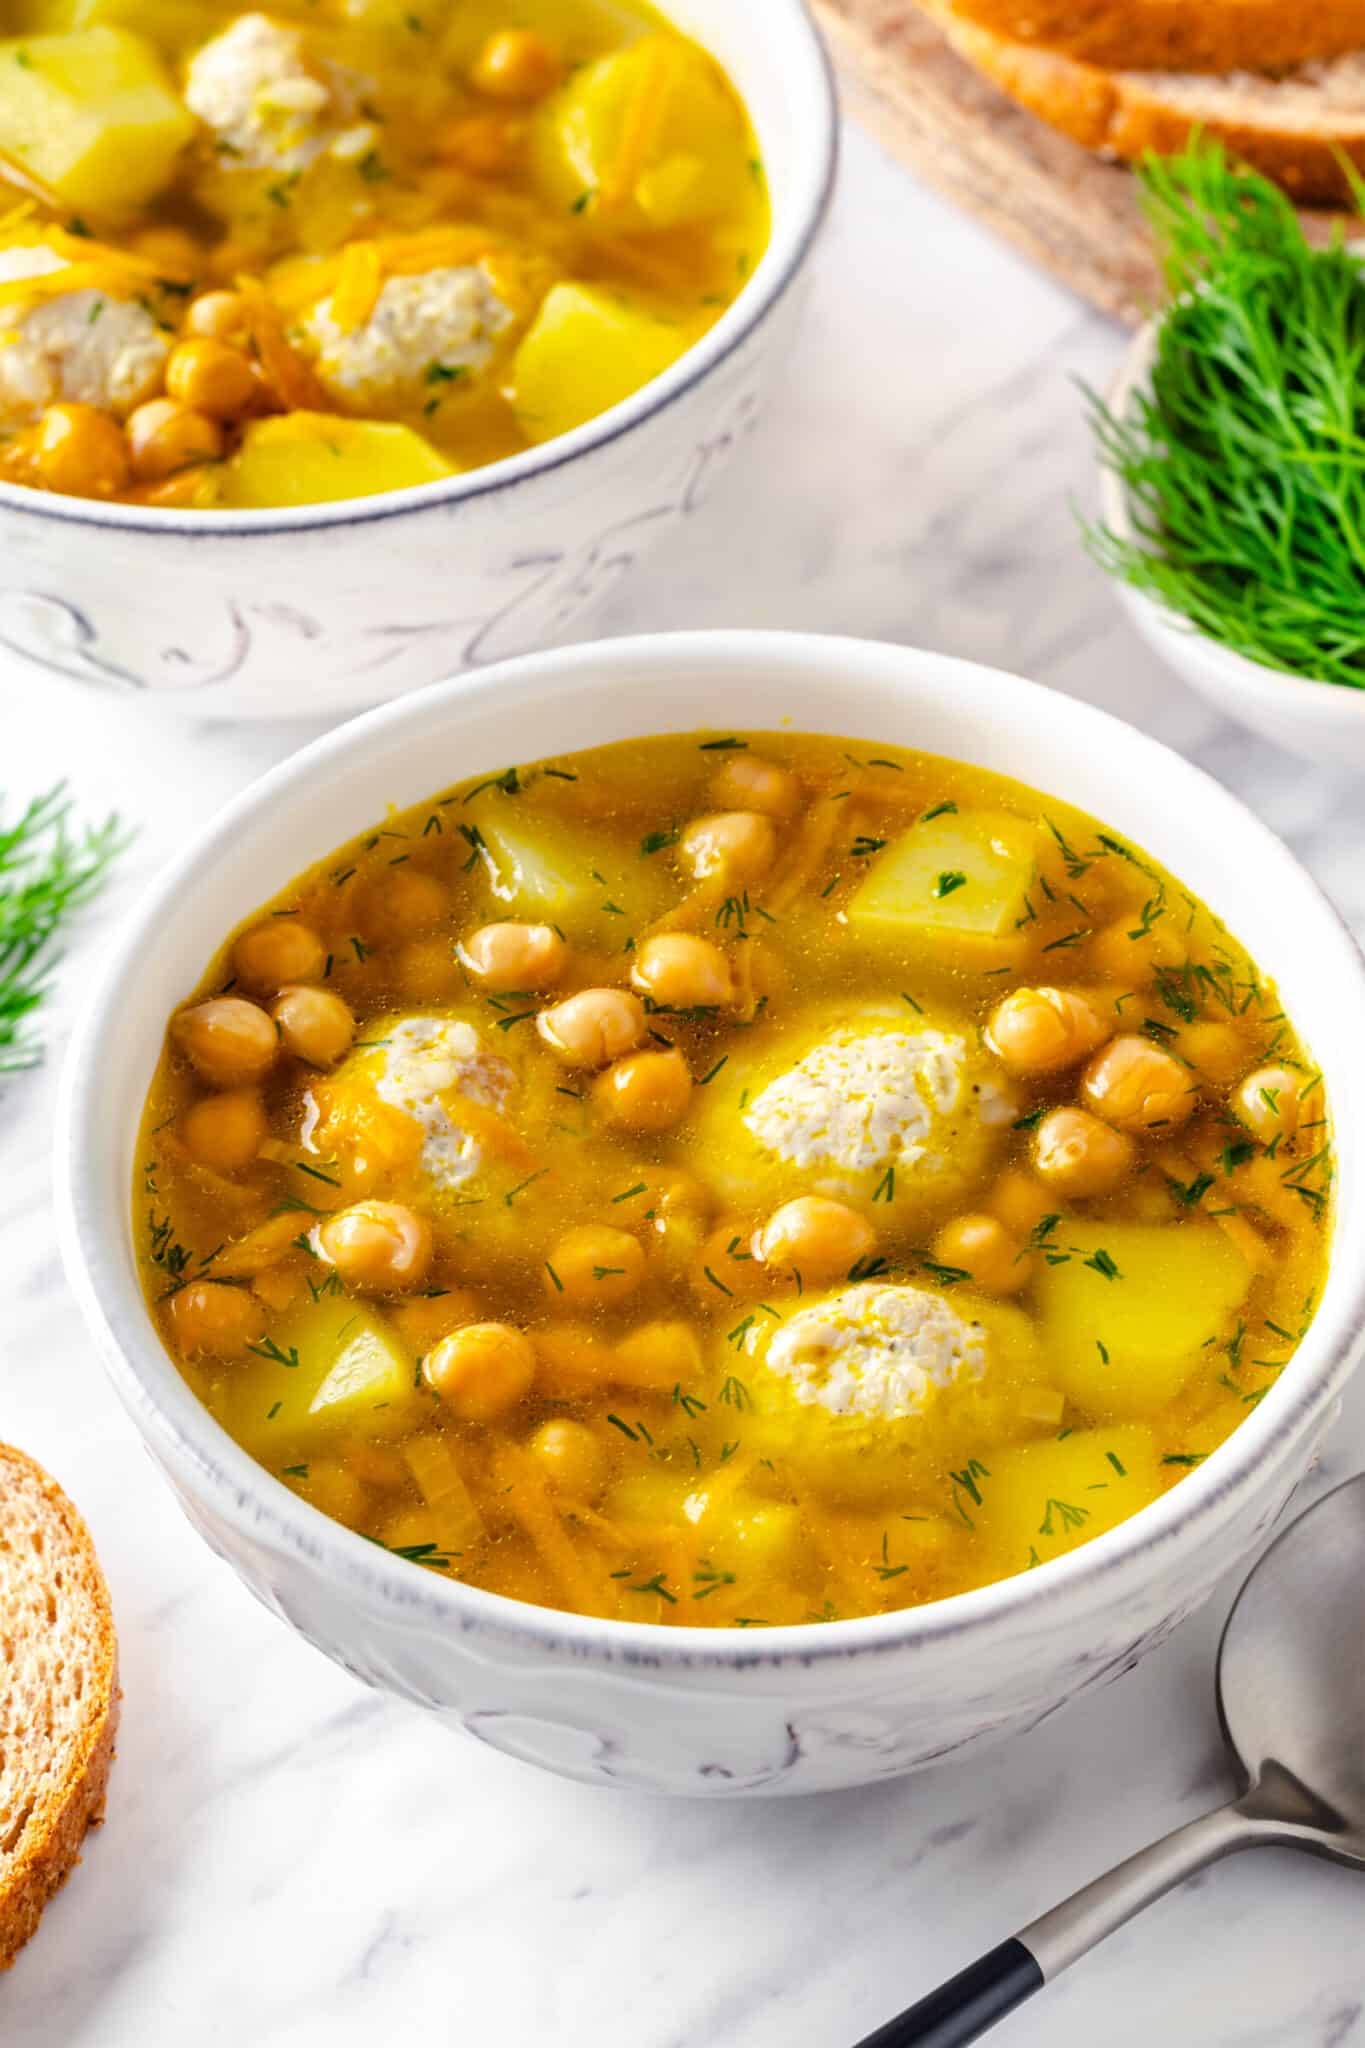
xmin=855 ymin=1471 xmax=1365 ymax=2048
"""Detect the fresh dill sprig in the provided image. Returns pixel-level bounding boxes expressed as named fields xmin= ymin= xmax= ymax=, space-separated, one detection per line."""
xmin=0 ymin=784 xmax=126 ymax=1075
xmin=1083 ymin=144 xmax=1365 ymax=691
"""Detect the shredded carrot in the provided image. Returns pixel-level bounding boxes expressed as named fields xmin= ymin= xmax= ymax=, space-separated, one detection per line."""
xmin=329 ymin=239 xmax=384 ymax=333
xmin=437 ymin=1092 xmax=537 ymax=1170
xmin=492 ymin=1441 xmax=607 ymax=1615
xmin=213 ymin=1211 xmax=314 ymax=1277
xmin=1215 ymin=1210 xmax=1274 ymax=1276
xmin=236 ymin=278 xmax=331 ymax=410
xmin=765 ymin=795 xmax=848 ymax=913
xmin=602 ymin=37 xmax=677 ymax=206
xmin=403 ymin=1435 xmax=486 ymax=1549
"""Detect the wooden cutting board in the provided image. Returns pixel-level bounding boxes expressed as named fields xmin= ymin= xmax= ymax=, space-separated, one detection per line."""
xmin=814 ymin=0 xmax=1344 ymax=329
xmin=813 ymin=0 xmax=1163 ymax=325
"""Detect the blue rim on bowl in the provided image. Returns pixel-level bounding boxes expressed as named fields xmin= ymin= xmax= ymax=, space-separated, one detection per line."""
xmin=52 ymin=631 xmax=1365 ymax=1671
xmin=0 ymin=4 xmax=838 ymax=540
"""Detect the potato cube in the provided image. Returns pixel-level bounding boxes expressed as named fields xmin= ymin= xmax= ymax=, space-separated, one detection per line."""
xmin=222 ymin=1292 xmax=418 ymax=1450
xmin=466 ymin=797 xmax=669 ymax=943
xmin=847 ymin=811 xmax=1038 ymax=951
xmin=529 ymin=38 xmax=750 ymax=231
xmin=220 ymin=414 xmax=455 ymax=508
xmin=1035 ymin=1221 xmax=1252 ymax=1419
xmin=510 ymin=281 xmax=693 ymax=444
xmin=27 ymin=0 xmax=221 ymax=55
xmin=972 ymin=1425 xmax=1161 ymax=1575
xmin=0 ymin=27 xmax=194 ymax=214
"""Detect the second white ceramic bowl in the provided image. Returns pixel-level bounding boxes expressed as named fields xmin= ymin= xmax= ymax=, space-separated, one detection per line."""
xmin=1100 ymin=321 xmax=1365 ymax=771
xmin=56 ymin=632 xmax=1365 ymax=1795
xmin=0 ymin=3 xmax=835 ymax=721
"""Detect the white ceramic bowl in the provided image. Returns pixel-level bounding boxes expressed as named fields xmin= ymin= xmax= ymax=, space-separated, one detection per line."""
xmin=1100 ymin=321 xmax=1365 ymax=771
xmin=0 ymin=6 xmax=834 ymax=722
xmin=56 ymin=631 xmax=1365 ymax=1796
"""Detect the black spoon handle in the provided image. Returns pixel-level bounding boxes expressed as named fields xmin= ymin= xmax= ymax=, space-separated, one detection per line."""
xmin=853 ymin=1798 xmax=1271 ymax=2048
xmin=851 ymin=1938 xmax=1042 ymax=2048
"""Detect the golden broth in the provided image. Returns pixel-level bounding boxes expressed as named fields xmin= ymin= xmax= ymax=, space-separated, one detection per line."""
xmin=0 ymin=0 xmax=765 ymax=506
xmin=135 ymin=733 xmax=1332 ymax=1628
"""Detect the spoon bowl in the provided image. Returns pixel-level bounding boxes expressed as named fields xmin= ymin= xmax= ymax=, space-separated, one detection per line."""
xmin=857 ymin=1473 xmax=1365 ymax=2047
xmin=1219 ymin=1473 xmax=1365 ymax=1865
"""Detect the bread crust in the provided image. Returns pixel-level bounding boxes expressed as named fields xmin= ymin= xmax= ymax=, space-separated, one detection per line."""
xmin=924 ymin=2 xmax=1365 ymax=203
xmin=0 ymin=1447 xmax=120 ymax=1971
xmin=940 ymin=0 xmax=1365 ymax=74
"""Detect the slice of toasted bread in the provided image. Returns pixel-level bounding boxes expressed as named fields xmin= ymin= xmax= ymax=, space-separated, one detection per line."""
xmin=935 ymin=0 xmax=1365 ymax=76
xmin=923 ymin=1 xmax=1365 ymax=203
xmin=0 ymin=1446 xmax=119 ymax=1970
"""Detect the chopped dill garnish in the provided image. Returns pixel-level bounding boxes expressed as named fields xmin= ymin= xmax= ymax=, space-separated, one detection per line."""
xmin=1083 ymin=1247 xmax=1121 ymax=1280
xmin=1084 ymin=143 xmax=1365 ymax=691
xmin=0 ymin=784 xmax=125 ymax=1073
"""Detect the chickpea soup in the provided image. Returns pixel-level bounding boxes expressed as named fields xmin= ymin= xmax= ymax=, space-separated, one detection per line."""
xmin=0 ymin=0 xmax=765 ymax=507
xmin=135 ymin=734 xmax=1332 ymax=1628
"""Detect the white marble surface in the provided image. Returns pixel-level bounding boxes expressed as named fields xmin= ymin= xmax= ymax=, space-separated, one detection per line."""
xmin=3 ymin=122 xmax=1364 ymax=2048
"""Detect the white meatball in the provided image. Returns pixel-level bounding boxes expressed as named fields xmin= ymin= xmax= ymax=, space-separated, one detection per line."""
xmin=333 ymin=1013 xmax=516 ymax=1192
xmin=185 ymin=14 xmax=369 ymax=173
xmin=762 ymin=1282 xmax=987 ymax=1420
xmin=0 ymin=246 xmax=169 ymax=426
xmin=304 ymin=267 xmax=513 ymax=412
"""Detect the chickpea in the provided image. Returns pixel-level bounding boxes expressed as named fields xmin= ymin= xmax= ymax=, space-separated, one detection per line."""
xmin=932 ymin=1213 xmax=1031 ymax=1296
xmin=172 ymin=996 xmax=278 ymax=1086
xmin=318 ymin=1201 xmax=432 ymax=1292
xmin=593 ymin=1048 xmax=692 ymax=1132
xmin=374 ymin=867 xmax=450 ymax=937
xmin=470 ymin=27 xmax=560 ymax=98
xmin=1087 ymin=916 xmax=1185 ymax=985
xmin=630 ymin=933 xmax=732 ymax=1010
xmin=1175 ymin=1021 xmax=1247 ymax=1087
xmin=1234 ymin=1065 xmax=1302 ymax=1145
xmin=167 ymin=1279 xmax=263 ymax=1358
xmin=1034 ymin=1107 xmax=1135 ymax=1198
xmin=537 ymin=987 xmax=645 ymax=1067
xmin=614 ymin=1318 xmax=702 ymax=1387
xmin=1082 ymin=1035 xmax=1197 ymax=1134
xmin=185 ymin=289 xmax=247 ymax=341
xmin=391 ymin=1286 xmax=481 ymax=1355
xmin=678 ymin=811 xmax=778 ymax=886
xmin=708 ymin=753 xmax=800 ymax=822
xmin=753 ymin=1196 xmax=874 ymax=1281
xmin=986 ymin=985 xmax=1109 ymax=1075
xmin=127 ymin=398 xmax=223 ymax=481
xmin=985 ymin=1167 xmax=1055 ymax=1240
xmin=545 ymin=1224 xmax=644 ymax=1306
xmin=180 ymin=1088 xmax=267 ymax=1174
xmin=34 ymin=403 xmax=128 ymax=499
xmin=233 ymin=918 xmax=326 ymax=994
xmin=528 ymin=1418 xmax=606 ymax=1498
xmin=272 ymin=985 xmax=355 ymax=1068
xmin=458 ymin=921 xmax=567 ymax=992
xmin=166 ymin=336 xmax=258 ymax=421
xmin=436 ymin=112 xmax=523 ymax=175
xmin=425 ymin=1321 xmax=535 ymax=1421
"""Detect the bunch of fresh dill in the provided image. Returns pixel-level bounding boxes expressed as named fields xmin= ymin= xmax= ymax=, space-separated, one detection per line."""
xmin=1085 ymin=144 xmax=1365 ymax=690
xmin=0 ymin=785 xmax=125 ymax=1075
